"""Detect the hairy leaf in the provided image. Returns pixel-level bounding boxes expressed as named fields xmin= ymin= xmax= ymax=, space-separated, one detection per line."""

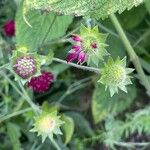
xmin=25 ymin=0 xmax=144 ymax=19
xmin=16 ymin=4 xmax=73 ymax=51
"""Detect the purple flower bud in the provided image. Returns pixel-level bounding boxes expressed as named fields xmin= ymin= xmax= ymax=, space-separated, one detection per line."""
xmin=4 ymin=20 xmax=15 ymax=37
xmin=78 ymin=51 xmax=87 ymax=63
xmin=71 ymin=35 xmax=82 ymax=42
xmin=66 ymin=50 xmax=79 ymax=62
xmin=72 ymin=45 xmax=81 ymax=52
xmin=13 ymin=56 xmax=36 ymax=79
xmin=91 ymin=42 xmax=97 ymax=49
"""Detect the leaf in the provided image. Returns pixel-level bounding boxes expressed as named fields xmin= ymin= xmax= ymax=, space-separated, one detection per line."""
xmin=16 ymin=3 xmax=73 ymax=51
xmin=25 ymin=0 xmax=144 ymax=19
xmin=66 ymin=112 xmax=94 ymax=137
xmin=92 ymin=83 xmax=137 ymax=124
xmin=62 ymin=114 xmax=75 ymax=144
xmin=7 ymin=122 xmax=21 ymax=150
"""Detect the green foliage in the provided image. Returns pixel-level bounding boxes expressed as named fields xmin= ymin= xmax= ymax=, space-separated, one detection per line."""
xmin=103 ymin=107 xmax=150 ymax=148
xmin=16 ymin=3 xmax=73 ymax=51
xmin=7 ymin=122 xmax=21 ymax=150
xmin=62 ymin=114 xmax=75 ymax=144
xmin=92 ymin=84 xmax=137 ymax=124
xmin=25 ymin=0 xmax=144 ymax=19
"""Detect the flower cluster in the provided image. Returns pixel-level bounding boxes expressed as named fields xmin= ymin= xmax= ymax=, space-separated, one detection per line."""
xmin=30 ymin=111 xmax=64 ymax=142
xmin=4 ymin=20 xmax=15 ymax=37
xmin=28 ymin=71 xmax=54 ymax=93
xmin=98 ymin=57 xmax=134 ymax=96
xmin=13 ymin=55 xmax=36 ymax=79
xmin=66 ymin=24 xmax=109 ymax=66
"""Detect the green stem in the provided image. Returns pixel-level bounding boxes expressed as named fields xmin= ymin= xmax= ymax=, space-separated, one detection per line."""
xmin=0 ymin=108 xmax=32 ymax=123
xmin=0 ymin=63 xmax=9 ymax=70
xmin=53 ymin=57 xmax=100 ymax=74
xmin=110 ymin=14 xmax=150 ymax=96
xmin=50 ymin=137 xmax=61 ymax=150
xmin=18 ymin=81 xmax=40 ymax=114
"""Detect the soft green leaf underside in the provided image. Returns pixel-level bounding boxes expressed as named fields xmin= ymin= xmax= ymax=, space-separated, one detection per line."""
xmin=25 ymin=0 xmax=144 ymax=19
xmin=16 ymin=4 xmax=73 ymax=50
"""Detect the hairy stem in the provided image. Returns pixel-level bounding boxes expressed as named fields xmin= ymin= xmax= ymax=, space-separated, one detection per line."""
xmin=110 ymin=14 xmax=150 ymax=96
xmin=53 ymin=57 xmax=100 ymax=74
xmin=0 ymin=108 xmax=32 ymax=124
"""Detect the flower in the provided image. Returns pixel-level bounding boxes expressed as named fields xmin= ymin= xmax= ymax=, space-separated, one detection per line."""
xmin=13 ymin=55 xmax=36 ymax=79
xmin=66 ymin=24 xmax=109 ymax=66
xmin=27 ymin=71 xmax=54 ymax=93
xmin=30 ymin=111 xmax=64 ymax=142
xmin=98 ymin=57 xmax=134 ymax=97
xmin=4 ymin=20 xmax=15 ymax=37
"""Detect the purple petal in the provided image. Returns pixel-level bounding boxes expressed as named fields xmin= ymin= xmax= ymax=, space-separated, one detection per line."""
xmin=71 ymin=35 xmax=82 ymax=42
xmin=91 ymin=43 xmax=97 ymax=49
xmin=72 ymin=45 xmax=81 ymax=52
xmin=78 ymin=51 xmax=87 ymax=63
xmin=66 ymin=51 xmax=78 ymax=62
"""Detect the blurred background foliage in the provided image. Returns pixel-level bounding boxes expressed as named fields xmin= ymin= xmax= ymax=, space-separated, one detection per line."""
xmin=0 ymin=0 xmax=150 ymax=150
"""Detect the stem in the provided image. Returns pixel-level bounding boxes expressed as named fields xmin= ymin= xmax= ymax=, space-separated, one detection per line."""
xmin=50 ymin=137 xmax=61 ymax=150
xmin=53 ymin=57 xmax=100 ymax=74
xmin=18 ymin=81 xmax=40 ymax=114
xmin=0 ymin=63 xmax=9 ymax=70
xmin=0 ymin=108 xmax=32 ymax=123
xmin=110 ymin=14 xmax=150 ymax=96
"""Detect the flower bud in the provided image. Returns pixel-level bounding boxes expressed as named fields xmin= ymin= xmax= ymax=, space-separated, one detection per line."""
xmin=98 ymin=57 xmax=134 ymax=96
xmin=4 ymin=20 xmax=15 ymax=37
xmin=27 ymin=71 xmax=54 ymax=93
xmin=78 ymin=51 xmax=87 ymax=63
xmin=71 ymin=35 xmax=82 ymax=42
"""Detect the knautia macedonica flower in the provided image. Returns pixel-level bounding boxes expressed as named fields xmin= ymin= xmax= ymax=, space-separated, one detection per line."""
xmin=98 ymin=57 xmax=134 ymax=97
xmin=30 ymin=111 xmax=64 ymax=143
xmin=66 ymin=24 xmax=109 ymax=66
xmin=11 ymin=50 xmax=41 ymax=84
xmin=27 ymin=71 xmax=54 ymax=93
xmin=4 ymin=20 xmax=15 ymax=37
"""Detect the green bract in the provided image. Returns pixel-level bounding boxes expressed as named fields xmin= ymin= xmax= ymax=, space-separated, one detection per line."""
xmin=30 ymin=110 xmax=64 ymax=143
xmin=79 ymin=24 xmax=109 ymax=66
xmin=10 ymin=50 xmax=42 ymax=85
xmin=98 ymin=57 xmax=134 ymax=97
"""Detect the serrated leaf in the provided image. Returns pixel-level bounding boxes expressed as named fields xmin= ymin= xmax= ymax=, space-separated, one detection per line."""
xmin=7 ymin=122 xmax=21 ymax=150
xmin=25 ymin=0 xmax=144 ymax=19
xmin=16 ymin=3 xmax=73 ymax=51
xmin=62 ymin=114 xmax=74 ymax=144
xmin=92 ymin=83 xmax=137 ymax=124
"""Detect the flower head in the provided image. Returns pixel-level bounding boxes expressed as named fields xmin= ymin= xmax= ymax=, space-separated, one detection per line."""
xmin=30 ymin=111 xmax=64 ymax=142
xmin=27 ymin=71 xmax=54 ymax=93
xmin=13 ymin=55 xmax=36 ymax=79
xmin=4 ymin=20 xmax=15 ymax=37
xmin=11 ymin=51 xmax=41 ymax=84
xmin=66 ymin=24 xmax=109 ymax=66
xmin=98 ymin=57 xmax=134 ymax=96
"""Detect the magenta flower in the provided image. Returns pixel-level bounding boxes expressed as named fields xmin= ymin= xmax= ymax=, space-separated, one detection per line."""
xmin=66 ymin=50 xmax=79 ymax=62
xmin=4 ymin=20 xmax=15 ymax=37
xmin=27 ymin=71 xmax=54 ymax=93
xmin=13 ymin=56 xmax=36 ymax=79
xmin=78 ymin=51 xmax=87 ymax=63
xmin=91 ymin=43 xmax=97 ymax=49
xmin=71 ymin=35 xmax=82 ymax=42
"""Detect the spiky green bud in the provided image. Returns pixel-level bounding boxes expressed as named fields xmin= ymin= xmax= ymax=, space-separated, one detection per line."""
xmin=30 ymin=111 xmax=64 ymax=143
xmin=98 ymin=57 xmax=134 ymax=97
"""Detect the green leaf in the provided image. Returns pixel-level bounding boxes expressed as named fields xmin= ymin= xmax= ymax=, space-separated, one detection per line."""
xmin=7 ymin=122 xmax=21 ymax=150
xmin=66 ymin=112 xmax=94 ymax=136
xmin=92 ymin=83 xmax=137 ymax=124
xmin=25 ymin=0 xmax=144 ymax=19
xmin=16 ymin=4 xmax=73 ymax=51
xmin=62 ymin=114 xmax=74 ymax=144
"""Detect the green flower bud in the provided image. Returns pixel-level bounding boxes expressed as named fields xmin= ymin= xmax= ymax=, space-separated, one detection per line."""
xmin=98 ymin=57 xmax=134 ymax=96
xmin=30 ymin=111 xmax=64 ymax=143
